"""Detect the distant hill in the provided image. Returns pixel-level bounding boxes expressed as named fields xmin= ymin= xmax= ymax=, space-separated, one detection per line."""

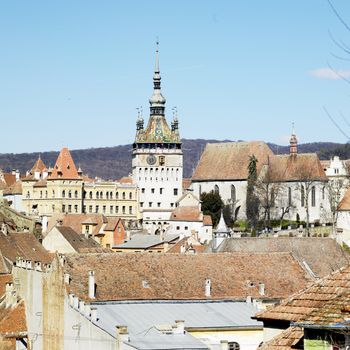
xmin=0 ymin=140 xmax=346 ymax=180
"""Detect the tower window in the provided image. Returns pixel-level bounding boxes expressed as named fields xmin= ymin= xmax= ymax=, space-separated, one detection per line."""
xmin=173 ymin=188 xmax=178 ymax=196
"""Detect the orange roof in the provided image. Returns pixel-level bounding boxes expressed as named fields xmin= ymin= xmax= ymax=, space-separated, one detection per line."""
xmin=203 ymin=215 xmax=212 ymax=226
xmin=170 ymin=206 xmax=202 ymax=222
xmin=258 ymin=326 xmax=303 ymax=350
xmin=3 ymin=174 xmax=16 ymax=187
xmin=338 ymin=187 xmax=350 ymax=210
xmin=118 ymin=176 xmax=133 ymax=184
xmin=192 ymin=141 xmax=274 ymax=181
xmin=31 ymin=157 xmax=47 ymax=173
xmin=49 ymin=148 xmax=81 ymax=180
xmin=182 ymin=178 xmax=192 ymax=190
xmin=0 ymin=300 xmax=27 ymax=336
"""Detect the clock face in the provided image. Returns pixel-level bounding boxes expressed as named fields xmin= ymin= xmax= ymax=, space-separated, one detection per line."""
xmin=146 ymin=154 xmax=157 ymax=165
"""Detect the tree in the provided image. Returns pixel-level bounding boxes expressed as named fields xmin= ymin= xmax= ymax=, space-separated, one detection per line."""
xmin=223 ymin=204 xmax=234 ymax=227
xmin=246 ymin=155 xmax=259 ymax=230
xmin=200 ymin=191 xmax=224 ymax=227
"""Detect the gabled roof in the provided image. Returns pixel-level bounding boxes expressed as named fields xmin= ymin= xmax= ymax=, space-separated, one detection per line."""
xmin=338 ymin=186 xmax=350 ymax=211
xmin=3 ymin=181 xmax=22 ymax=195
xmin=192 ymin=141 xmax=274 ymax=181
xmin=55 ymin=226 xmax=103 ymax=253
xmin=267 ymin=153 xmax=328 ymax=182
xmin=31 ymin=157 xmax=47 ymax=173
xmin=258 ymin=326 xmax=303 ymax=350
xmin=170 ymin=206 xmax=202 ymax=222
xmin=49 ymin=147 xmax=81 ymax=180
xmin=255 ymin=264 xmax=350 ymax=324
xmin=216 ymin=237 xmax=349 ymax=278
xmin=104 ymin=217 xmax=123 ymax=231
xmin=64 ymin=252 xmax=312 ymax=302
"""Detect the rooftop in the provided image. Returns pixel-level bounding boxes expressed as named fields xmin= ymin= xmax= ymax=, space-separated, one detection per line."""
xmin=114 ymin=233 xmax=179 ymax=249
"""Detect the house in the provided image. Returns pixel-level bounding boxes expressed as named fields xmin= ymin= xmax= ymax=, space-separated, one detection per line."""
xmin=212 ymin=236 xmax=349 ymax=278
xmin=42 ymin=225 xmax=110 ymax=254
xmin=255 ymin=264 xmax=350 ymax=350
xmin=11 ymin=251 xmax=314 ymax=350
xmin=46 ymin=213 xmax=126 ymax=249
xmin=168 ymin=192 xmax=212 ymax=243
xmin=167 ymin=234 xmax=207 ymax=253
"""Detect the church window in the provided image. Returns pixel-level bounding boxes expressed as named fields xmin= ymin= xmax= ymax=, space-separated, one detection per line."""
xmin=214 ymin=185 xmax=219 ymax=194
xmin=74 ymin=205 xmax=78 ymax=213
xmin=74 ymin=190 xmax=78 ymax=198
xmin=62 ymin=190 xmax=66 ymax=198
xmin=174 ymin=188 xmax=178 ymax=196
xmin=122 ymin=192 xmax=126 ymax=199
xmin=89 ymin=191 xmax=92 ymax=199
xmin=228 ymin=342 xmax=240 ymax=350
xmin=311 ymin=186 xmax=316 ymax=207
xmin=288 ymin=187 xmax=292 ymax=207
xmin=129 ymin=206 xmax=132 ymax=214
xmin=199 ymin=185 xmax=201 ymax=197
xmin=301 ymin=186 xmax=305 ymax=207
xmin=68 ymin=190 xmax=72 ymax=198
xmin=122 ymin=206 xmax=126 ymax=214
xmin=231 ymin=185 xmax=236 ymax=203
xmin=129 ymin=192 xmax=132 ymax=200
xmin=322 ymin=186 xmax=325 ymax=200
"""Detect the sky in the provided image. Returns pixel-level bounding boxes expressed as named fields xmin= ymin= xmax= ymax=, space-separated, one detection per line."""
xmin=1 ymin=0 xmax=350 ymax=153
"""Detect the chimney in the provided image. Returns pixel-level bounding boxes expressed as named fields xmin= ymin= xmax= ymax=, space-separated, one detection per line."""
xmin=68 ymin=294 xmax=75 ymax=307
xmin=64 ymin=273 xmax=70 ymax=284
xmin=173 ymin=320 xmax=185 ymax=334
xmin=90 ymin=307 xmax=98 ymax=322
xmin=84 ymin=304 xmax=91 ymax=318
xmin=258 ymin=282 xmax=265 ymax=296
xmin=35 ymin=261 xmax=42 ymax=271
xmin=5 ymin=282 xmax=16 ymax=308
xmin=15 ymin=169 xmax=20 ymax=181
xmin=246 ymin=295 xmax=252 ymax=304
xmin=88 ymin=271 xmax=95 ymax=299
xmin=205 ymin=279 xmax=211 ymax=297
xmin=26 ymin=260 xmax=33 ymax=270
xmin=116 ymin=325 xmax=129 ymax=345
xmin=220 ymin=340 xmax=229 ymax=350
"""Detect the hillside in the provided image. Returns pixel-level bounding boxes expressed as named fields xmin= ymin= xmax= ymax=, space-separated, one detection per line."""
xmin=0 ymin=140 xmax=345 ymax=180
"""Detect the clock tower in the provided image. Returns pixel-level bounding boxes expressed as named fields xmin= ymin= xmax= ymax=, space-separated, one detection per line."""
xmin=132 ymin=43 xmax=183 ymax=232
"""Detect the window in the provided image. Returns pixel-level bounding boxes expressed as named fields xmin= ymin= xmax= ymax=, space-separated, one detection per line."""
xmin=75 ymin=190 xmax=78 ymax=198
xmin=149 ymin=202 xmax=152 ymax=208
xmin=74 ymin=205 xmax=78 ymax=213
xmin=122 ymin=206 xmax=126 ymax=214
xmin=68 ymin=190 xmax=72 ymax=198
xmin=62 ymin=190 xmax=66 ymax=198
xmin=26 ymin=191 xmax=30 ymax=199
xmin=45 ymin=191 xmax=48 ymax=199
xmin=173 ymin=188 xmax=178 ymax=196
xmin=116 ymin=192 xmax=119 ymax=199
xmin=52 ymin=190 xmax=55 ymax=198
xmin=100 ymin=191 xmax=103 ymax=199
xmin=83 ymin=205 xmax=86 ymax=213
xmin=214 ymin=185 xmax=219 ymax=194
xmin=322 ymin=186 xmax=325 ymax=200
xmin=141 ymin=188 xmax=145 ymax=193
xmin=95 ymin=205 xmax=99 ymax=213
xmin=96 ymin=192 xmax=99 ymax=199
xmin=89 ymin=191 xmax=92 ymax=199
xmin=106 ymin=192 xmax=109 ymax=200
xmin=311 ymin=186 xmax=316 ymax=207
xmin=176 ymin=226 xmax=180 ymax=230
xmin=106 ymin=244 xmax=111 ymax=249
xmin=122 ymin=192 xmax=126 ymax=199
xmin=110 ymin=191 xmax=113 ymax=199
xmin=228 ymin=342 xmax=240 ymax=350
xmin=40 ymin=191 xmax=43 ymax=199
xmin=185 ymin=226 xmax=188 ymax=230
xmin=129 ymin=192 xmax=132 ymax=200
xmin=159 ymin=156 xmax=165 ymax=165
xmin=151 ymin=188 xmax=155 ymax=194
xmin=140 ymin=202 xmax=144 ymax=208
xmin=157 ymin=202 xmax=161 ymax=207
xmin=231 ymin=185 xmax=236 ymax=203
xmin=68 ymin=205 xmax=72 ymax=213
xmin=170 ymin=203 xmax=174 ymax=207
xmin=116 ymin=206 xmax=119 ymax=213
xmin=160 ymin=188 xmax=163 ymax=194
xmin=110 ymin=206 xmax=113 ymax=214
xmin=103 ymin=205 xmax=106 ymax=214
xmin=301 ymin=186 xmax=305 ymax=207
xmin=62 ymin=204 xmax=66 ymax=213
xmin=129 ymin=206 xmax=132 ymax=214
xmin=89 ymin=205 xmax=93 ymax=213
xmin=288 ymin=187 xmax=292 ymax=207
xmin=85 ymin=225 xmax=90 ymax=234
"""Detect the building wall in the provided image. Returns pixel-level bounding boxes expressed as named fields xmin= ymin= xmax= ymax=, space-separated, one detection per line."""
xmin=42 ymin=228 xmax=76 ymax=254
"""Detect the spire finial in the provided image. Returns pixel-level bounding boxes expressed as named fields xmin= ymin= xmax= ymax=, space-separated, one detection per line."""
xmin=292 ymin=122 xmax=295 ymax=135
xmin=155 ymin=38 xmax=160 ymax=73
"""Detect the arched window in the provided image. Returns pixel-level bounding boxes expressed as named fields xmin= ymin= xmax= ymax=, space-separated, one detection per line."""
xmin=228 ymin=342 xmax=240 ymax=350
xmin=100 ymin=191 xmax=103 ymax=199
xmin=311 ymin=186 xmax=316 ymax=207
xmin=122 ymin=192 xmax=126 ymax=200
xmin=231 ymin=185 xmax=236 ymax=203
xmin=106 ymin=192 xmax=109 ymax=200
xmin=68 ymin=190 xmax=72 ymax=198
xmin=288 ymin=187 xmax=292 ymax=207
xmin=129 ymin=192 xmax=132 ymax=200
xmin=116 ymin=192 xmax=119 ymax=200
xmin=110 ymin=191 xmax=113 ymax=199
xmin=96 ymin=192 xmax=99 ymax=200
xmin=62 ymin=190 xmax=66 ymax=198
xmin=214 ymin=185 xmax=219 ymax=194
xmin=89 ymin=191 xmax=93 ymax=199
xmin=74 ymin=190 xmax=78 ymax=199
xmin=301 ymin=186 xmax=305 ymax=207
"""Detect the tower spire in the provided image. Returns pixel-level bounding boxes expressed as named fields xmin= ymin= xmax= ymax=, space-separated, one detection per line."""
xmin=290 ymin=122 xmax=298 ymax=156
xmin=149 ymin=40 xmax=166 ymax=116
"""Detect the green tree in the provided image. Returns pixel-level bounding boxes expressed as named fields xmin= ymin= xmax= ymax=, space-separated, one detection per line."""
xmin=200 ymin=191 xmax=224 ymax=227
xmin=246 ymin=155 xmax=260 ymax=230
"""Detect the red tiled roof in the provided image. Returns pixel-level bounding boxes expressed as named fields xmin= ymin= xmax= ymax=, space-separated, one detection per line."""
xmin=258 ymin=326 xmax=303 ymax=350
xmin=203 ymin=215 xmax=212 ymax=226
xmin=338 ymin=187 xmax=350 ymax=211
xmin=3 ymin=174 xmax=16 ymax=187
xmin=0 ymin=300 xmax=27 ymax=336
xmin=170 ymin=206 xmax=202 ymax=222
xmin=118 ymin=176 xmax=133 ymax=184
xmin=65 ymin=252 xmax=312 ymax=302
xmin=49 ymin=148 xmax=81 ymax=180
xmin=31 ymin=157 xmax=47 ymax=173
xmin=192 ymin=141 xmax=274 ymax=181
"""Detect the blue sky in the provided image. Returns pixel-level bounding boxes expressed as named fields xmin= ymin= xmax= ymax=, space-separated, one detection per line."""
xmin=1 ymin=0 xmax=350 ymax=153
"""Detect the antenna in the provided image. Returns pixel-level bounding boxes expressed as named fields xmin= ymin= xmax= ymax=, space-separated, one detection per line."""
xmin=140 ymin=106 xmax=143 ymax=118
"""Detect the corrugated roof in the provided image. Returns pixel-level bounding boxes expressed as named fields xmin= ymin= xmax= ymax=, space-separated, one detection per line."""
xmin=192 ymin=141 xmax=274 ymax=181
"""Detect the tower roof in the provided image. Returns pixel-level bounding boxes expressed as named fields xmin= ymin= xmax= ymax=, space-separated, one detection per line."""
xmin=49 ymin=147 xmax=81 ymax=180
xmin=31 ymin=156 xmax=47 ymax=173
xmin=134 ymin=43 xmax=181 ymax=144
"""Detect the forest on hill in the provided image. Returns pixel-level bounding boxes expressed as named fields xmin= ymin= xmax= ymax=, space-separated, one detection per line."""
xmin=0 ymin=139 xmax=346 ymax=180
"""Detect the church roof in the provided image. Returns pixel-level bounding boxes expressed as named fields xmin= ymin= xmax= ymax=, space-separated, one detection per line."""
xmin=49 ymin=147 xmax=81 ymax=180
xmin=192 ymin=141 xmax=274 ymax=181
